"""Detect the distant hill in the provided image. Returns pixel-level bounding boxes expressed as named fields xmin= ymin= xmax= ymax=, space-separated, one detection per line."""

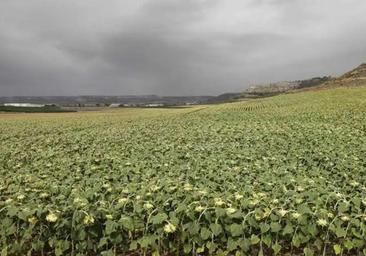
xmin=209 ymin=76 xmax=332 ymax=103
xmin=321 ymin=63 xmax=366 ymax=88
xmin=215 ymin=63 xmax=366 ymax=102
xmin=339 ymin=63 xmax=366 ymax=80
xmin=242 ymin=76 xmax=332 ymax=95
xmin=210 ymin=76 xmax=333 ymax=102
xmin=204 ymin=93 xmax=244 ymax=103
xmin=295 ymin=63 xmax=366 ymax=91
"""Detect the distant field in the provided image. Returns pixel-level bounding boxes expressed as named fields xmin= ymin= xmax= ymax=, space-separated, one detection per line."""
xmin=0 ymin=105 xmax=75 ymax=113
xmin=1 ymin=87 xmax=366 ymax=255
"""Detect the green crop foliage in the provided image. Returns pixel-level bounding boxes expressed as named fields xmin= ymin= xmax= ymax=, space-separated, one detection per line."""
xmin=1 ymin=87 xmax=366 ymax=255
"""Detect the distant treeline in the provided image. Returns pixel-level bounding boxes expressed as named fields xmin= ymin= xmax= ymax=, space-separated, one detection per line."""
xmin=0 ymin=106 xmax=75 ymax=113
xmin=297 ymin=76 xmax=332 ymax=89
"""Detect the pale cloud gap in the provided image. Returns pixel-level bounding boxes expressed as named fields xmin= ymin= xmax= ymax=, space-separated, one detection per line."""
xmin=0 ymin=0 xmax=366 ymax=96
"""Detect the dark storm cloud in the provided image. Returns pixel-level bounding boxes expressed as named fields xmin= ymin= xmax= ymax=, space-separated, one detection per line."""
xmin=0 ymin=0 xmax=366 ymax=96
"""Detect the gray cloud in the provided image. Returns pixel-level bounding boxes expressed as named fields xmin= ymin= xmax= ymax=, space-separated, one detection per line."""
xmin=0 ymin=0 xmax=366 ymax=96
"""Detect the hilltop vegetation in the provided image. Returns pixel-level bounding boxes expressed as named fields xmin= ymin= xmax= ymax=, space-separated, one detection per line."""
xmin=339 ymin=63 xmax=366 ymax=80
xmin=211 ymin=76 xmax=333 ymax=103
xmin=1 ymin=86 xmax=366 ymax=255
xmin=312 ymin=63 xmax=366 ymax=90
xmin=215 ymin=63 xmax=366 ymax=102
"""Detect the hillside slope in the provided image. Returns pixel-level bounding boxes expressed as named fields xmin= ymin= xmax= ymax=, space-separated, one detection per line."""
xmin=300 ymin=63 xmax=366 ymax=91
xmin=239 ymin=63 xmax=366 ymax=97
xmin=339 ymin=63 xmax=366 ymax=80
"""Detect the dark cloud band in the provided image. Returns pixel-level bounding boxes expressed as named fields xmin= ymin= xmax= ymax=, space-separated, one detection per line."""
xmin=0 ymin=0 xmax=365 ymax=96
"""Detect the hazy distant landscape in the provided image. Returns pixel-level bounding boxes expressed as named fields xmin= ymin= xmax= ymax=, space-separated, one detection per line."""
xmin=0 ymin=76 xmax=333 ymax=112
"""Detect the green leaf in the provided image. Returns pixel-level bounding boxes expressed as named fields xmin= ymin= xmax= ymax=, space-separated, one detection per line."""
xmin=351 ymin=228 xmax=363 ymax=239
xmin=259 ymin=223 xmax=270 ymax=233
xmin=270 ymin=222 xmax=281 ymax=233
xmin=258 ymin=248 xmax=264 ymax=256
xmin=210 ymin=223 xmax=222 ymax=236
xmin=152 ymin=251 xmax=160 ymax=256
xmin=5 ymin=224 xmax=16 ymax=236
xmin=188 ymin=222 xmax=200 ymax=235
xmin=333 ymin=244 xmax=341 ymax=255
xmin=150 ymin=212 xmax=168 ymax=224
xmin=272 ymin=243 xmax=281 ymax=255
xmin=338 ymin=202 xmax=349 ymax=213
xmin=353 ymin=239 xmax=364 ymax=248
xmin=6 ymin=206 xmax=18 ymax=217
xmin=98 ymin=237 xmax=108 ymax=248
xmin=56 ymin=240 xmax=70 ymax=252
xmin=227 ymin=238 xmax=238 ymax=251
xmin=298 ymin=204 xmax=312 ymax=214
xmin=304 ymin=247 xmax=314 ymax=256
xmin=292 ymin=235 xmax=301 ymax=248
xmin=55 ymin=247 xmax=63 ymax=256
xmin=18 ymin=209 xmax=32 ymax=221
xmin=129 ymin=241 xmax=138 ymax=250
xmin=230 ymin=223 xmax=243 ymax=237
xmin=101 ymin=250 xmax=114 ymax=256
xmin=1 ymin=247 xmax=8 ymax=256
xmin=197 ymin=246 xmax=205 ymax=253
xmin=250 ymin=234 xmax=260 ymax=245
xmin=261 ymin=234 xmax=271 ymax=247
xmin=120 ymin=216 xmax=134 ymax=230
xmin=138 ymin=236 xmax=155 ymax=248
xmin=200 ymin=227 xmax=211 ymax=240
xmin=239 ymin=238 xmax=251 ymax=252
xmin=335 ymin=226 xmax=347 ymax=238
xmin=176 ymin=204 xmax=186 ymax=213
xmin=344 ymin=240 xmax=354 ymax=250
xmin=206 ymin=241 xmax=217 ymax=253
xmin=183 ymin=243 xmax=192 ymax=254
xmin=283 ymin=223 xmax=294 ymax=235
xmin=235 ymin=251 xmax=242 ymax=256
xmin=307 ymin=224 xmax=317 ymax=236
xmin=105 ymin=220 xmax=118 ymax=235
xmin=215 ymin=208 xmax=227 ymax=217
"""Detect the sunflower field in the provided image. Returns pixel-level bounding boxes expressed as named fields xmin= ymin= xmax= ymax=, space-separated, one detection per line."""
xmin=1 ymin=87 xmax=366 ymax=255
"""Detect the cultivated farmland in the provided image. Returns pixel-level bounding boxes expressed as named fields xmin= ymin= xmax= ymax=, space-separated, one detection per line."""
xmin=1 ymin=87 xmax=366 ymax=255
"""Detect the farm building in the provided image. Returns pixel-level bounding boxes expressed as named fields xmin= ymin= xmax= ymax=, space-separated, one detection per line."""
xmin=144 ymin=103 xmax=165 ymax=107
xmin=109 ymin=103 xmax=122 ymax=108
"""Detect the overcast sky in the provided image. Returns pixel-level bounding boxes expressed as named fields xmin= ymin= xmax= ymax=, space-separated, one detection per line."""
xmin=0 ymin=0 xmax=366 ymax=96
